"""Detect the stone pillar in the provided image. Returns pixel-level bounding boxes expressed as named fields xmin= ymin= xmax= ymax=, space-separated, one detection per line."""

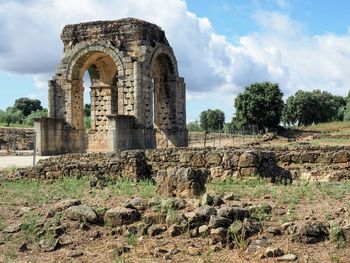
xmin=34 ymin=117 xmax=63 ymax=155
xmin=133 ymin=61 xmax=143 ymax=127
xmin=90 ymin=82 xmax=111 ymax=132
xmin=48 ymin=80 xmax=56 ymax=118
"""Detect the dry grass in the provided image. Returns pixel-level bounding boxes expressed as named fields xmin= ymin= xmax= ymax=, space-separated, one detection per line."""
xmin=301 ymin=121 xmax=350 ymax=134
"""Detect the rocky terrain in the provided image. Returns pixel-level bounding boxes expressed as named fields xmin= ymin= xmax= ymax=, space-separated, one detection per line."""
xmin=1 ymin=162 xmax=350 ymax=262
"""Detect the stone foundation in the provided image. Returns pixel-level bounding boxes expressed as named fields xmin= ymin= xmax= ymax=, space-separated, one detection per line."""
xmin=17 ymin=145 xmax=350 ymax=181
xmin=0 ymin=127 xmax=34 ymax=151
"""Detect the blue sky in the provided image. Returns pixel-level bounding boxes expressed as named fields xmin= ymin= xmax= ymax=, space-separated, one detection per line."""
xmin=1 ymin=0 xmax=350 ymax=122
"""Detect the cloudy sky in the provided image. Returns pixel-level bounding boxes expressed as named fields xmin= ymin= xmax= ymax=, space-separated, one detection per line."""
xmin=1 ymin=0 xmax=350 ymax=121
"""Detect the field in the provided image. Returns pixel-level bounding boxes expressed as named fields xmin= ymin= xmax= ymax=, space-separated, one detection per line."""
xmin=1 ymin=121 xmax=350 ymax=262
xmin=0 ymin=176 xmax=350 ymax=262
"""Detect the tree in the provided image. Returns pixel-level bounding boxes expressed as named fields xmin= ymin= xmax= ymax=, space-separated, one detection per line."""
xmin=187 ymin=120 xmax=202 ymax=131
xmin=234 ymin=82 xmax=284 ymax=131
xmin=23 ymin=109 xmax=48 ymax=126
xmin=199 ymin=109 xmax=225 ymax=131
xmin=84 ymin=104 xmax=91 ymax=117
xmin=14 ymin=97 xmax=43 ymax=117
xmin=282 ymin=90 xmax=346 ymax=126
xmin=0 ymin=107 xmax=24 ymax=126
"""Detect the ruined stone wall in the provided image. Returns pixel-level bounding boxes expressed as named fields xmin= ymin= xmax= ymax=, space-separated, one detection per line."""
xmin=18 ymin=145 xmax=350 ymax=181
xmin=0 ymin=127 xmax=34 ymax=151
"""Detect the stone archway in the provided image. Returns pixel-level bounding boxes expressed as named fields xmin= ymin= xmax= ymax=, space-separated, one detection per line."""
xmin=68 ymin=50 xmax=119 ymax=152
xmin=34 ymin=18 xmax=188 ymax=155
xmin=151 ymin=52 xmax=178 ymax=147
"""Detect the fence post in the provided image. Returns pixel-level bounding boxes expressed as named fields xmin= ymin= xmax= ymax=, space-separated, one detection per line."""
xmin=142 ymin=129 xmax=145 ymax=150
xmin=213 ymin=131 xmax=215 ymax=147
xmin=253 ymin=125 xmax=255 ymax=141
xmin=204 ymin=131 xmax=207 ymax=147
xmin=33 ymin=131 xmax=36 ymax=166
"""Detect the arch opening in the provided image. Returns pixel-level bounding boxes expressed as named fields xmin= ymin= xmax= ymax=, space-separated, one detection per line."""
xmin=70 ymin=51 xmax=118 ymax=152
xmin=151 ymin=53 xmax=178 ymax=148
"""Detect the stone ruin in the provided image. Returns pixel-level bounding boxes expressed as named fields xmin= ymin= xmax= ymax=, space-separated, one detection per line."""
xmin=34 ymin=18 xmax=188 ymax=155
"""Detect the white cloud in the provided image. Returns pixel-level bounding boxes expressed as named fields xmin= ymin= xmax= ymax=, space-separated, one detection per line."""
xmin=0 ymin=1 xmax=350 ymax=121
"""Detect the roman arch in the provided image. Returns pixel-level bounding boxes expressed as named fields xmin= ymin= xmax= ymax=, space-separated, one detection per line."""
xmin=34 ymin=18 xmax=188 ymax=155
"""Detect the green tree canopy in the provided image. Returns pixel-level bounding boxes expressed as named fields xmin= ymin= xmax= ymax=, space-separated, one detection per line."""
xmin=234 ymin=82 xmax=284 ymax=131
xmin=0 ymin=107 xmax=24 ymax=126
xmin=282 ymin=90 xmax=346 ymax=126
xmin=199 ymin=109 xmax=225 ymax=131
xmin=187 ymin=120 xmax=202 ymax=131
xmin=14 ymin=97 xmax=43 ymax=117
xmin=84 ymin=104 xmax=91 ymax=117
xmin=23 ymin=109 xmax=48 ymax=126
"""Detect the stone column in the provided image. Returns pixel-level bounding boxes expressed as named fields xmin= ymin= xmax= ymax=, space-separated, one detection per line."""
xmin=133 ymin=61 xmax=143 ymax=127
xmin=48 ymin=80 xmax=56 ymax=118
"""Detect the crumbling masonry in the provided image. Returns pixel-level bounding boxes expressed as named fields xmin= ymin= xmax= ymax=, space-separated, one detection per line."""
xmin=34 ymin=18 xmax=188 ymax=155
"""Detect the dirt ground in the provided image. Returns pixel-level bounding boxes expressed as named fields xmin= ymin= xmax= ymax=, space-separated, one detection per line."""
xmin=1 ymin=124 xmax=350 ymax=263
xmin=0 ymin=177 xmax=349 ymax=263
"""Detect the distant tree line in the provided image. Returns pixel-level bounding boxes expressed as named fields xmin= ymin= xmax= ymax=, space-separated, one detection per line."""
xmin=188 ymin=82 xmax=350 ymax=133
xmin=0 ymin=97 xmax=47 ymax=127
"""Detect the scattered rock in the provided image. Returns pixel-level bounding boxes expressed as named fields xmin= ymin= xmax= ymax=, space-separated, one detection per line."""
xmin=90 ymin=230 xmax=102 ymax=239
xmin=161 ymin=198 xmax=187 ymax=210
xmin=223 ymin=193 xmax=235 ymax=201
xmin=163 ymin=254 xmax=172 ymax=260
xmin=39 ymin=238 xmax=60 ymax=252
xmin=4 ymin=223 xmax=22 ymax=234
xmin=210 ymin=243 xmax=222 ymax=252
xmin=169 ymin=248 xmax=181 ymax=255
xmin=196 ymin=205 xmax=217 ymax=221
xmin=185 ymin=212 xmax=207 ymax=229
xmin=54 ymin=226 xmax=66 ymax=237
xmin=267 ymin=226 xmax=282 ymax=235
xmin=198 ymin=225 xmax=209 ymax=236
xmin=18 ymin=243 xmax=29 ymax=252
xmin=111 ymin=226 xmax=125 ymax=236
xmin=67 ymin=250 xmax=84 ymax=258
xmin=208 ymin=215 xmax=232 ymax=229
xmin=277 ymin=253 xmax=298 ymax=261
xmin=48 ymin=199 xmax=81 ymax=218
xmin=190 ymin=227 xmax=199 ymax=238
xmin=79 ymin=222 xmax=91 ymax=231
xmin=201 ymin=193 xmax=214 ymax=206
xmin=156 ymin=167 xmax=208 ymax=198
xmin=155 ymin=247 xmax=169 ymax=254
xmin=112 ymin=245 xmax=131 ymax=256
xmin=211 ymin=227 xmax=227 ymax=244
xmin=168 ymin=224 xmax=183 ymax=237
xmin=66 ymin=205 xmax=97 ymax=223
xmin=266 ymin=247 xmax=284 ymax=258
xmin=238 ymin=152 xmax=258 ymax=168
xmin=281 ymin=222 xmax=294 ymax=231
xmin=217 ymin=206 xmax=250 ymax=221
xmin=246 ymin=237 xmax=271 ymax=255
xmin=125 ymin=197 xmax=148 ymax=211
xmin=298 ymin=221 xmax=329 ymax=243
xmin=148 ymin=224 xmax=167 ymax=236
xmin=104 ymin=207 xmax=141 ymax=227
xmin=213 ymin=196 xmax=225 ymax=206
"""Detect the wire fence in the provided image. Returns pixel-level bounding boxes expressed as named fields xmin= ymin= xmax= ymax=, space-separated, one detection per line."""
xmin=188 ymin=124 xmax=261 ymax=148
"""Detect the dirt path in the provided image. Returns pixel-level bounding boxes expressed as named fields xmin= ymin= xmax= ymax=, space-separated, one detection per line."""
xmin=0 ymin=155 xmax=51 ymax=169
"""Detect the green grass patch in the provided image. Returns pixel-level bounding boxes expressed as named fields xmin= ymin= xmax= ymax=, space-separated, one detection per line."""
xmin=302 ymin=121 xmax=350 ymax=133
xmin=0 ymin=177 xmax=89 ymax=206
xmin=311 ymin=138 xmax=350 ymax=145
xmin=106 ymin=178 xmax=157 ymax=199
